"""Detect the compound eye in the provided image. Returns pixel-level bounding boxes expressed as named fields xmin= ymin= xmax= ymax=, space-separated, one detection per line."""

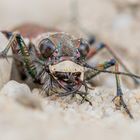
xmin=78 ymin=39 xmax=90 ymax=58
xmin=39 ymin=39 xmax=55 ymax=58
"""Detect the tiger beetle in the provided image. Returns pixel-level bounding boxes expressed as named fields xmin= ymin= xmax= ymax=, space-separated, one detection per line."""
xmin=0 ymin=23 xmax=140 ymax=119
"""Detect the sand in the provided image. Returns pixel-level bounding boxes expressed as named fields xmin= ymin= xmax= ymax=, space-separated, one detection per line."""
xmin=0 ymin=81 xmax=140 ymax=140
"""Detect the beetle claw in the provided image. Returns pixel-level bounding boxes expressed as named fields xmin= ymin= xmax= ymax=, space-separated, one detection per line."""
xmin=112 ymin=95 xmax=133 ymax=119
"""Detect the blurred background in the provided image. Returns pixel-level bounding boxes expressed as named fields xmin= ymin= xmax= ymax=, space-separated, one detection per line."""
xmin=0 ymin=0 xmax=140 ymax=88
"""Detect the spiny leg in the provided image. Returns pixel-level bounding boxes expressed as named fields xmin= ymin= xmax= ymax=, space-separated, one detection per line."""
xmin=86 ymin=37 xmax=139 ymax=85
xmin=58 ymin=91 xmax=75 ymax=97
xmin=87 ymin=38 xmax=134 ymax=78
xmin=78 ymin=80 xmax=91 ymax=104
xmin=0 ymin=31 xmax=37 ymax=80
xmin=0 ymin=32 xmax=17 ymax=60
xmin=82 ymin=59 xmax=117 ymax=106
xmin=84 ymin=60 xmax=137 ymax=118
xmin=86 ymin=37 xmax=129 ymax=74
xmin=76 ymin=91 xmax=92 ymax=106
xmin=0 ymin=31 xmax=29 ymax=80
xmin=112 ymin=64 xmax=133 ymax=119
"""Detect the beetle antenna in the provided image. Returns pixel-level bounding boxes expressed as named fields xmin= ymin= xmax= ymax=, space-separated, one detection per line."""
xmin=84 ymin=63 xmax=140 ymax=80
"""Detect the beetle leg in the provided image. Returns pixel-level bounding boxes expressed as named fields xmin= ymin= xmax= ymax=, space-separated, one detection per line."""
xmin=104 ymin=44 xmax=139 ymax=85
xmin=0 ymin=31 xmax=17 ymax=60
xmin=76 ymin=91 xmax=92 ymax=106
xmin=85 ymin=60 xmax=134 ymax=118
xmin=58 ymin=91 xmax=73 ymax=97
xmin=86 ymin=61 xmax=134 ymax=118
xmin=58 ymin=86 xmax=80 ymax=97
xmin=0 ymin=31 xmax=37 ymax=80
xmin=85 ymin=59 xmax=116 ymax=81
xmin=84 ymin=60 xmax=140 ymax=81
xmin=112 ymin=64 xmax=133 ymax=119
xmin=87 ymin=38 xmax=139 ymax=85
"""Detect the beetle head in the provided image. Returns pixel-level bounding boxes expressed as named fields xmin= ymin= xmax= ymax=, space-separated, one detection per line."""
xmin=38 ymin=32 xmax=90 ymax=92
